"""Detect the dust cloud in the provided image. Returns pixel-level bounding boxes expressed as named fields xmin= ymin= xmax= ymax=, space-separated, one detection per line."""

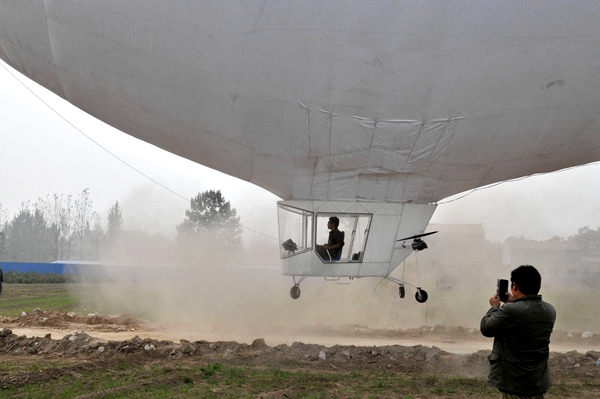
xmin=69 ymin=228 xmax=490 ymax=344
xmin=67 ymin=188 xmax=600 ymax=344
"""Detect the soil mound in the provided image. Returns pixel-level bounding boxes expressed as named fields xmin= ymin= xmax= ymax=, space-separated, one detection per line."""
xmin=2 ymin=311 xmax=600 ymax=397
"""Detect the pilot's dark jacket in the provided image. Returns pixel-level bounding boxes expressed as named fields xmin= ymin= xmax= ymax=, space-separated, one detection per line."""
xmin=480 ymin=295 xmax=556 ymax=396
xmin=316 ymin=229 xmax=345 ymax=260
xmin=326 ymin=229 xmax=344 ymax=258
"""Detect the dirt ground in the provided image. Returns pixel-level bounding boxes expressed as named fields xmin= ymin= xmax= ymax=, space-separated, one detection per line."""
xmin=1 ymin=310 xmax=600 ymax=397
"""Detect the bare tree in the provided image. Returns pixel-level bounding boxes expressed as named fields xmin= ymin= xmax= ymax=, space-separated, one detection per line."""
xmin=107 ymin=201 xmax=124 ymax=242
xmin=0 ymin=204 xmax=7 ymax=261
xmin=1 ymin=191 xmax=107 ymax=262
xmin=89 ymin=213 xmax=105 ymax=260
xmin=101 ymin=201 xmax=124 ymax=260
xmin=42 ymin=194 xmax=75 ymax=260
xmin=0 ymin=231 xmax=5 ymax=262
xmin=31 ymin=205 xmax=49 ymax=262
xmin=72 ymin=189 xmax=96 ymax=260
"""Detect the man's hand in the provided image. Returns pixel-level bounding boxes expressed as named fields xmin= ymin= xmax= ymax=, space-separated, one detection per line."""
xmin=490 ymin=291 xmax=515 ymax=306
xmin=504 ymin=292 xmax=515 ymax=303
xmin=489 ymin=293 xmax=501 ymax=307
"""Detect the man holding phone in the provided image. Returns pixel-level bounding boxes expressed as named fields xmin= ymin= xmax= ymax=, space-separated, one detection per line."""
xmin=480 ymin=265 xmax=556 ymax=399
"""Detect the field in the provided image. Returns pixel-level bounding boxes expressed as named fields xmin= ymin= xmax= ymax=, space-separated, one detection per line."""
xmin=1 ymin=283 xmax=600 ymax=398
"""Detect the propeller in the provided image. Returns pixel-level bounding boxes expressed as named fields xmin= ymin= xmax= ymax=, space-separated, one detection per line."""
xmin=396 ymin=231 xmax=438 ymax=242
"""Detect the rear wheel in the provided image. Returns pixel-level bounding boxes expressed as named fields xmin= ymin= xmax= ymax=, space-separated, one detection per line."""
xmin=399 ymin=285 xmax=405 ymax=299
xmin=415 ymin=289 xmax=428 ymax=303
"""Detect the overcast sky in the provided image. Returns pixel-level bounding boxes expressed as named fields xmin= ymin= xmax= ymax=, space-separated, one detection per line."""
xmin=1 ymin=60 xmax=599 ymax=243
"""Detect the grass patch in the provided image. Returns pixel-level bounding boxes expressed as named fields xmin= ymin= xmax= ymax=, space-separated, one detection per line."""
xmin=0 ymin=283 xmax=113 ymax=317
xmin=0 ymin=284 xmax=80 ymax=317
xmin=1 ymin=361 xmax=502 ymax=398
xmin=0 ymin=363 xmax=338 ymax=399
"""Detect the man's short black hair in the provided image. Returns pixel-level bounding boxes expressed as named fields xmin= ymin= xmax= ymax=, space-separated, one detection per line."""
xmin=511 ymin=265 xmax=542 ymax=295
xmin=329 ymin=216 xmax=340 ymax=227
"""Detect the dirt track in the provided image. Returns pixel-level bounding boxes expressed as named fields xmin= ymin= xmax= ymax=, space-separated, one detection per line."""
xmin=3 ymin=309 xmax=600 ymax=354
xmin=2 ymin=310 xmax=600 ymax=397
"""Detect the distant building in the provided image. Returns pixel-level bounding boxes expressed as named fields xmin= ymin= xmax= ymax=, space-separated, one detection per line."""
xmin=502 ymin=240 xmax=582 ymax=285
xmin=582 ymin=256 xmax=600 ymax=289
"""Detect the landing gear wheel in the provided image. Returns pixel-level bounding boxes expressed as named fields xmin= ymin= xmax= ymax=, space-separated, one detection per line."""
xmin=398 ymin=284 xmax=406 ymax=299
xmin=415 ymin=289 xmax=428 ymax=303
xmin=290 ymin=285 xmax=301 ymax=299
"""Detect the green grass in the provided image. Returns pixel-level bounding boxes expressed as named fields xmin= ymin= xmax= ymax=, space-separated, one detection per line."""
xmin=0 ymin=284 xmax=87 ymax=317
xmin=0 ymin=361 xmax=501 ymax=399
xmin=0 ymin=284 xmax=72 ymax=316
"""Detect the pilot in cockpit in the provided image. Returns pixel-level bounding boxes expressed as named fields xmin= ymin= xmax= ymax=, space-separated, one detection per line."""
xmin=315 ymin=216 xmax=345 ymax=261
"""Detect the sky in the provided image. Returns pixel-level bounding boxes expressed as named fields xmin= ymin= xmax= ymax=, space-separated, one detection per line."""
xmin=1 ymin=59 xmax=600 ymax=244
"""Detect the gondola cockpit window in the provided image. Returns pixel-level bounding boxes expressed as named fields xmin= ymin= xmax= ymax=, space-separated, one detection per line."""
xmin=278 ymin=204 xmax=313 ymax=258
xmin=314 ymin=213 xmax=371 ymax=263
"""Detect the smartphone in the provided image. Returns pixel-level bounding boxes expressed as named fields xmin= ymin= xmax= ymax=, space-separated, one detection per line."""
xmin=497 ymin=279 xmax=509 ymax=302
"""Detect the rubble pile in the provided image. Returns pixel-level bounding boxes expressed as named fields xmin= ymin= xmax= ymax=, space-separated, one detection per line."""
xmin=0 ymin=326 xmax=489 ymax=374
xmin=1 ymin=325 xmax=599 ymax=379
xmin=0 ymin=309 xmax=599 ymax=383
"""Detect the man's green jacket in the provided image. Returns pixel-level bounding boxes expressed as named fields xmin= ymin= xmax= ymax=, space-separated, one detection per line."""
xmin=480 ymin=295 xmax=556 ymax=396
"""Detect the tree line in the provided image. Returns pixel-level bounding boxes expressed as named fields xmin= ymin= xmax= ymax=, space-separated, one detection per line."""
xmin=0 ymin=189 xmax=242 ymax=264
xmin=3 ymin=187 xmax=597 ymax=265
xmin=506 ymin=226 xmax=600 ymax=257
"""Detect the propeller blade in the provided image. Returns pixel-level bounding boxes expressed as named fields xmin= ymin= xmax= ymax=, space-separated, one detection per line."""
xmin=396 ymin=231 xmax=438 ymax=242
